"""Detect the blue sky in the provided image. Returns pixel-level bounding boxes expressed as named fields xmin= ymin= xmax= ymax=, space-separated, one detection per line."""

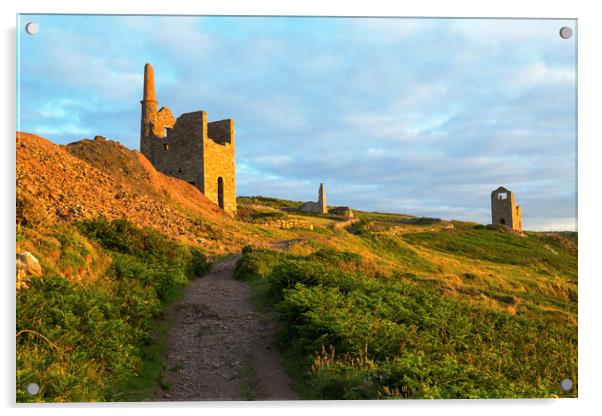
xmin=17 ymin=15 xmax=577 ymax=230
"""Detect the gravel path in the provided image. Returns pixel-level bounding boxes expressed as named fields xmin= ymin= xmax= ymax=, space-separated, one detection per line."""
xmin=156 ymin=255 xmax=299 ymax=401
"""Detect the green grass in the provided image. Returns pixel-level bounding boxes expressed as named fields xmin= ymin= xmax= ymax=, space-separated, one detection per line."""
xmin=403 ymin=227 xmax=577 ymax=281
xmin=238 ymin=196 xmax=303 ymax=210
xmin=17 ymin=191 xmax=578 ymax=401
xmin=235 ymin=244 xmax=577 ymax=399
xmin=362 ymin=234 xmax=438 ymax=273
xmin=353 ymin=210 xmax=415 ymax=223
xmin=16 ymin=218 xmax=210 ymax=402
xmin=107 ymin=319 xmax=170 ymax=401
xmin=107 ymin=283 xmax=185 ymax=401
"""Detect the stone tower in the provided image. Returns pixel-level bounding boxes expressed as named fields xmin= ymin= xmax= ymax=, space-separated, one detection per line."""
xmin=318 ymin=183 xmax=327 ymax=214
xmin=491 ymin=186 xmax=522 ymax=231
xmin=140 ymin=63 xmax=158 ymax=157
xmin=139 ymin=63 xmax=237 ymax=214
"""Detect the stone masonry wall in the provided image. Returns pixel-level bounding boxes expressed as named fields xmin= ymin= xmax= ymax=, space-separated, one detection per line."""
xmin=299 ymin=183 xmax=327 ymax=214
xmin=249 ymin=217 xmax=314 ymax=230
xmin=153 ymin=107 xmax=176 ymax=137
xmin=151 ymin=112 xmax=206 ymax=191
xmin=515 ymin=205 xmax=523 ymax=231
xmin=203 ymin=127 xmax=236 ymax=214
xmin=208 ymin=119 xmax=233 ymax=145
xmin=139 ymin=63 xmax=237 ymax=215
xmin=140 ymin=100 xmax=157 ymax=159
xmin=491 ymin=187 xmax=522 ymax=231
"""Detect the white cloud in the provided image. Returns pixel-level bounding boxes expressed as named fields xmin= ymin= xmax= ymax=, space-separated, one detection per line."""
xmin=511 ymin=62 xmax=575 ymax=88
xmin=451 ymin=19 xmax=575 ymax=43
xmin=18 ymin=15 xmax=577 ymax=231
xmin=351 ymin=18 xmax=432 ymax=40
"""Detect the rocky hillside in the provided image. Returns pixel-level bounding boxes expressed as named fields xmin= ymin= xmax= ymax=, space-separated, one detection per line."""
xmin=16 ymin=132 xmax=266 ymax=253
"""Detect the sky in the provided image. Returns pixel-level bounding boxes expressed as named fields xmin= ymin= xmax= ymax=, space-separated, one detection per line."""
xmin=17 ymin=15 xmax=577 ymax=231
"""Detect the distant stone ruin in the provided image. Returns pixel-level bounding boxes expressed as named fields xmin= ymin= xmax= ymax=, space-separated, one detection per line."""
xmin=491 ymin=186 xmax=522 ymax=231
xmin=329 ymin=206 xmax=354 ymax=219
xmin=299 ymin=183 xmax=327 ymax=214
xmin=139 ymin=63 xmax=236 ymax=214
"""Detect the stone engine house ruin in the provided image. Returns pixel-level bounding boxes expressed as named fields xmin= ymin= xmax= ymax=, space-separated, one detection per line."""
xmin=299 ymin=183 xmax=327 ymax=214
xmin=139 ymin=63 xmax=236 ymax=214
xmin=491 ymin=186 xmax=522 ymax=231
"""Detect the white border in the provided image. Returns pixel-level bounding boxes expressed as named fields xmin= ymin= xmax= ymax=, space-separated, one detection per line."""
xmin=3 ymin=1 xmax=601 ymax=415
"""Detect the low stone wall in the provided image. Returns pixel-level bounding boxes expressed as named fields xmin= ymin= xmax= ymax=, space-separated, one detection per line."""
xmin=333 ymin=217 xmax=360 ymax=229
xmin=251 ymin=217 xmax=314 ymax=231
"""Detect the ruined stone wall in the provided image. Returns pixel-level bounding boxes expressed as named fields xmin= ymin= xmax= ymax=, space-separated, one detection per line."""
xmin=299 ymin=201 xmax=323 ymax=214
xmin=208 ymin=119 xmax=233 ymax=145
xmin=203 ymin=122 xmax=236 ymax=214
xmin=514 ymin=205 xmax=523 ymax=231
xmin=300 ymin=183 xmax=328 ymax=214
xmin=152 ymin=112 xmax=206 ymax=191
xmin=333 ymin=217 xmax=360 ymax=229
xmin=142 ymin=111 xmax=237 ymax=214
xmin=249 ymin=216 xmax=314 ymax=230
xmin=139 ymin=63 xmax=237 ymax=214
xmin=491 ymin=187 xmax=522 ymax=231
xmin=153 ymin=107 xmax=176 ymax=137
xmin=141 ymin=105 xmax=176 ymax=168
xmin=329 ymin=206 xmax=354 ymax=218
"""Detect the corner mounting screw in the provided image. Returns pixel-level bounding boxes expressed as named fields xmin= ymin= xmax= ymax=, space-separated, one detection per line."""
xmin=560 ymin=378 xmax=573 ymax=391
xmin=25 ymin=22 xmax=39 ymax=35
xmin=26 ymin=382 xmax=40 ymax=395
xmin=559 ymin=26 xmax=573 ymax=39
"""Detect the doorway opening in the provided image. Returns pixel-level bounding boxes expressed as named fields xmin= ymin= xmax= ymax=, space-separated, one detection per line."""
xmin=217 ymin=177 xmax=224 ymax=210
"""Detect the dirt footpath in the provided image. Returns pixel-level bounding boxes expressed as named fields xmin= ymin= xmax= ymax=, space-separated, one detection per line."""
xmin=156 ymin=255 xmax=299 ymax=401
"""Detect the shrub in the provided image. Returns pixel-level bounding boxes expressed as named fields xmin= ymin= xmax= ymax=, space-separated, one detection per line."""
xmin=238 ymin=246 xmax=578 ymax=399
xmin=16 ymin=189 xmax=50 ymax=229
xmin=16 ymin=218 xmax=210 ymax=402
xmin=234 ymin=246 xmax=292 ymax=281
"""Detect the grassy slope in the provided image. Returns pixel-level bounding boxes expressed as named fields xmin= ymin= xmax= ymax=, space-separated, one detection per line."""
xmin=234 ymin=196 xmax=578 ymax=399
xmin=16 ymin=136 xmax=577 ymax=401
xmin=238 ymin=195 xmax=577 ymax=314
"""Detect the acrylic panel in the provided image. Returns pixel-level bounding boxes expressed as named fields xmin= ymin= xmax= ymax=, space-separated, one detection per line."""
xmin=16 ymin=14 xmax=577 ymax=402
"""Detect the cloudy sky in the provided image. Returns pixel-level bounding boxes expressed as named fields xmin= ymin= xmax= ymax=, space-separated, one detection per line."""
xmin=17 ymin=15 xmax=576 ymax=231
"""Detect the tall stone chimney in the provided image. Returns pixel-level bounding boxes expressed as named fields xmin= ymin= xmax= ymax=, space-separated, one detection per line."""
xmin=140 ymin=63 xmax=158 ymax=159
xmin=143 ymin=63 xmax=157 ymax=102
xmin=318 ymin=183 xmax=327 ymax=214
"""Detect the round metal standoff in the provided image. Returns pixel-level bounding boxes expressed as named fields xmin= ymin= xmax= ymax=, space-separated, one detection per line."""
xmin=26 ymin=383 xmax=40 ymax=395
xmin=560 ymin=378 xmax=573 ymax=391
xmin=25 ymin=22 xmax=39 ymax=35
xmin=559 ymin=26 xmax=573 ymax=39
